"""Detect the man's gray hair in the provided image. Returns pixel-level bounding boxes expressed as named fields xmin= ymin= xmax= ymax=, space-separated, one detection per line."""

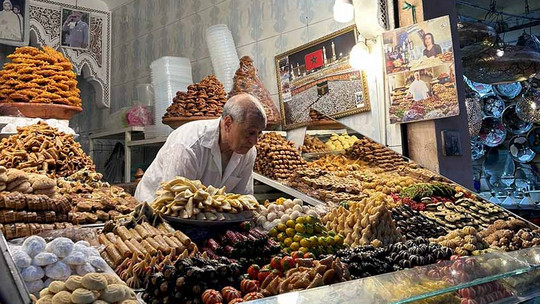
xmin=222 ymin=93 xmax=267 ymax=126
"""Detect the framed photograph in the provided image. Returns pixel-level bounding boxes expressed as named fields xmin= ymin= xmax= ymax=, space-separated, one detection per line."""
xmin=384 ymin=15 xmax=459 ymax=124
xmin=275 ymin=25 xmax=371 ymax=130
xmin=0 ymin=0 xmax=29 ymax=46
xmin=441 ymin=130 xmax=463 ymax=156
xmin=388 ymin=64 xmax=459 ymax=123
xmin=61 ymin=8 xmax=90 ymax=49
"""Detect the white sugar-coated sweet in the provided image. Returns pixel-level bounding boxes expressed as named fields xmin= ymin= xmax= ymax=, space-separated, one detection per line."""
xmin=21 ymin=265 xmax=45 ymax=281
xmin=63 ymin=251 xmax=86 ymax=266
xmin=75 ymin=263 xmax=95 ymax=276
xmin=26 ymin=279 xmax=44 ymax=295
xmin=86 ymin=247 xmax=100 ymax=257
xmin=74 ymin=241 xmax=90 ymax=247
xmin=22 ymin=236 xmax=46 ymax=258
xmin=45 ymin=261 xmax=71 ymax=280
xmin=32 ymin=252 xmax=58 ymax=266
xmin=88 ymin=256 xmax=108 ymax=272
xmin=12 ymin=250 xmax=31 ymax=269
xmin=293 ymin=198 xmax=303 ymax=205
xmin=45 ymin=237 xmax=74 ymax=258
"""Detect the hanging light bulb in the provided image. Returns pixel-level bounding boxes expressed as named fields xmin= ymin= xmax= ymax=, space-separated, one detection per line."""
xmin=333 ymin=0 xmax=354 ymax=23
xmin=496 ymin=48 xmax=504 ymax=57
xmin=349 ymin=34 xmax=371 ymax=71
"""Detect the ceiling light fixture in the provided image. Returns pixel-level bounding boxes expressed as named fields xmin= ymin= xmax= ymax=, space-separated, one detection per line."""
xmin=334 ymin=0 xmax=354 ymax=23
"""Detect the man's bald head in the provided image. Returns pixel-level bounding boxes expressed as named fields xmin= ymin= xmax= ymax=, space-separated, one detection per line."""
xmin=222 ymin=93 xmax=267 ymax=127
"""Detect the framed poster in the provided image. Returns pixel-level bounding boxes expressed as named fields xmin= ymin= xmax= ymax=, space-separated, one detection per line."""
xmin=275 ymin=25 xmax=371 ymax=130
xmin=383 ymin=15 xmax=458 ymax=124
xmin=61 ymin=8 xmax=90 ymax=49
xmin=0 ymin=0 xmax=29 ymax=46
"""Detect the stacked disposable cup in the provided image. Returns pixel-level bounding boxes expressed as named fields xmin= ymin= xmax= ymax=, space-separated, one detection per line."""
xmin=206 ymin=24 xmax=239 ymax=93
xmin=149 ymin=56 xmax=193 ymax=137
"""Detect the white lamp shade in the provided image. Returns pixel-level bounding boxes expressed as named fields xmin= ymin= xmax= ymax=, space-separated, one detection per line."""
xmin=334 ymin=0 xmax=354 ymax=23
xmin=349 ymin=42 xmax=370 ymax=70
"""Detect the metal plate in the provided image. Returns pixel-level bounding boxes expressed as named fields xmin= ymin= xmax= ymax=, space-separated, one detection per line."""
xmin=493 ymin=82 xmax=523 ymax=99
xmin=479 ymin=116 xmax=507 ymax=147
xmin=482 ymin=95 xmax=505 ymax=118
xmin=470 ymin=136 xmax=486 ymax=160
xmin=465 ymin=76 xmax=494 ymax=97
xmin=502 ymin=104 xmax=533 ymax=134
xmin=162 ymin=212 xmax=253 ymax=227
xmin=509 ymin=135 xmax=536 ymax=163
xmin=527 ymin=127 xmax=540 ymax=153
xmin=483 ymin=147 xmax=516 ymax=178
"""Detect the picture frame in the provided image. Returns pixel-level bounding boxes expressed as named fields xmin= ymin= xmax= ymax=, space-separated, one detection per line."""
xmin=275 ymin=25 xmax=371 ymax=130
xmin=60 ymin=8 xmax=90 ymax=50
xmin=0 ymin=0 xmax=29 ymax=47
xmin=441 ymin=130 xmax=463 ymax=156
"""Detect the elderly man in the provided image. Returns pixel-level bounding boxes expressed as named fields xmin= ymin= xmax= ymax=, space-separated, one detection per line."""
xmin=135 ymin=93 xmax=267 ymax=203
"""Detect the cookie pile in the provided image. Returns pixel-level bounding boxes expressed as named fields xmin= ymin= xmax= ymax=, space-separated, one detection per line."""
xmin=163 ymin=75 xmax=227 ymax=119
xmin=0 ymin=46 xmax=81 ymax=106
xmin=345 ymin=138 xmax=407 ymax=171
xmin=1 ymin=168 xmax=57 ymax=196
xmin=0 ymin=122 xmax=95 ymax=178
xmin=37 ymin=273 xmax=137 ymax=304
xmin=0 ymin=223 xmax=73 ymax=240
xmin=479 ymin=219 xmax=540 ymax=251
xmin=301 ymin=134 xmax=328 ymax=153
xmin=229 ymin=56 xmax=280 ymax=124
xmin=254 ymin=132 xmax=306 ymax=180
xmin=432 ymin=226 xmax=491 ymax=256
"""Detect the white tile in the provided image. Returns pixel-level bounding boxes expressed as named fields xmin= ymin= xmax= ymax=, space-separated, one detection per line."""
xmin=166 ymin=0 xmax=179 ymax=25
xmin=256 ymin=36 xmax=281 ymax=96
xmin=281 ymin=27 xmax=308 ymax=53
xmin=297 ymin=0 xmax=315 ymax=26
xmin=154 ymin=0 xmax=174 ymax=29
xmin=131 ymin=0 xmax=146 ymax=38
xmin=174 ymin=0 xmax=195 ymax=20
xmin=308 ymin=0 xmax=334 ymax=25
xmin=166 ymin=21 xmax=181 ymax=56
xmin=259 ymin=0 xmax=278 ymax=40
xmin=179 ymin=15 xmax=196 ymax=60
xmin=211 ymin=0 xmax=232 ymax=26
xmin=284 ymin=0 xmax=309 ymax=32
xmin=195 ymin=7 xmax=214 ymax=60
xmin=229 ymin=0 xmax=255 ymax=47
xmin=124 ymin=1 xmax=137 ymax=43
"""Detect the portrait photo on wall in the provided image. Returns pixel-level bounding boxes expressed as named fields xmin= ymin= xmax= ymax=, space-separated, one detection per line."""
xmin=0 ymin=0 xmax=29 ymax=46
xmin=383 ymin=15 xmax=454 ymax=75
xmin=388 ymin=64 xmax=459 ymax=124
xmin=275 ymin=25 xmax=370 ymax=130
xmin=61 ymin=8 xmax=90 ymax=49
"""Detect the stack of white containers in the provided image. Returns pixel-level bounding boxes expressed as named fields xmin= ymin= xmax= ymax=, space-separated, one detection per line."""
xmin=206 ymin=24 xmax=240 ymax=93
xmin=148 ymin=56 xmax=193 ymax=138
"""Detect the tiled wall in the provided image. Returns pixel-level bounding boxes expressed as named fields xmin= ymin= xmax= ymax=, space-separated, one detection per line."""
xmin=110 ymin=0 xmax=354 ymax=113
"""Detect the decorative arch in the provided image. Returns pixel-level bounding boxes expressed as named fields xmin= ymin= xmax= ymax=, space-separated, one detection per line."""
xmin=28 ymin=0 xmax=111 ymax=108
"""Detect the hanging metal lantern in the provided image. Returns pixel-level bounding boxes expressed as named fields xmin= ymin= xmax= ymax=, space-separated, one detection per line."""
xmin=465 ymin=86 xmax=483 ymax=136
xmin=458 ymin=22 xmax=497 ymax=58
xmin=517 ymin=32 xmax=540 ymax=53
xmin=463 ymin=45 xmax=540 ymax=84
xmin=516 ymin=88 xmax=540 ymax=123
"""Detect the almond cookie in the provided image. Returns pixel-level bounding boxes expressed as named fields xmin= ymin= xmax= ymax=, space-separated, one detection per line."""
xmin=71 ymin=288 xmax=97 ymax=304
xmin=51 ymin=290 xmax=72 ymax=304
xmin=81 ymin=273 xmax=107 ymax=290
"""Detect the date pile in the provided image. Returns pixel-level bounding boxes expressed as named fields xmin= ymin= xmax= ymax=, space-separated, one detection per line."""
xmin=0 ymin=122 xmax=95 ymax=178
xmin=163 ymin=75 xmax=227 ymax=119
xmin=0 ymin=46 xmax=81 ymax=106
xmin=141 ymin=255 xmax=244 ymax=304
xmin=254 ymin=132 xmax=305 ymax=180
xmin=201 ymin=227 xmax=281 ymax=267
xmin=335 ymin=237 xmax=453 ymax=279
xmin=391 ymin=205 xmax=447 ymax=239
xmin=301 ymin=135 xmax=328 ymax=153
xmin=345 ymin=137 xmax=407 ymax=171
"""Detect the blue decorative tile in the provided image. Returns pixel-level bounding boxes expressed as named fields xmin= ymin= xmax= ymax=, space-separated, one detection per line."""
xmin=132 ymin=0 xmax=143 ymax=37
xmin=270 ymin=0 xmax=287 ymax=33
xmin=308 ymin=0 xmax=334 ymax=25
xmin=297 ymin=0 xmax=314 ymax=25
xmin=248 ymin=0 xmax=263 ymax=41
